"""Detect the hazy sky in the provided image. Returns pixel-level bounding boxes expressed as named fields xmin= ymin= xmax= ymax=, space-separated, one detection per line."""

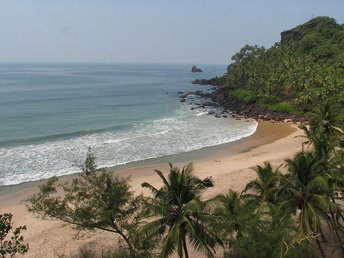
xmin=1 ymin=0 xmax=343 ymax=64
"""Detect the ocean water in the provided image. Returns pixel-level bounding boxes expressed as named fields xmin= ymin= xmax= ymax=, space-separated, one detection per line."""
xmin=0 ymin=63 xmax=257 ymax=186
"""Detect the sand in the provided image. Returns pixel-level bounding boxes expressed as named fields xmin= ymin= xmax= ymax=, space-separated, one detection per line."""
xmin=0 ymin=122 xmax=305 ymax=258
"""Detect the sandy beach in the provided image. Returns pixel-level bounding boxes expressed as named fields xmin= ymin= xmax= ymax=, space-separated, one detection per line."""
xmin=0 ymin=121 xmax=305 ymax=258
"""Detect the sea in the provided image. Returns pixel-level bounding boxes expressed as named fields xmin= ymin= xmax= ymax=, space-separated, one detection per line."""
xmin=0 ymin=63 xmax=257 ymax=186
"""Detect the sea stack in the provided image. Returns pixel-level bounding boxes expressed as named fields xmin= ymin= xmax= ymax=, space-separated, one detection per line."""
xmin=191 ymin=65 xmax=203 ymax=72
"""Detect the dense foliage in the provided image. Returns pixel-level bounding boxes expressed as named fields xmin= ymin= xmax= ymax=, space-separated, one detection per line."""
xmin=224 ymin=16 xmax=344 ymax=114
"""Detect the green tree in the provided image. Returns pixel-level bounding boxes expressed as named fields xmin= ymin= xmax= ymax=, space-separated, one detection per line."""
xmin=242 ymin=161 xmax=281 ymax=204
xmin=0 ymin=213 xmax=29 ymax=258
xmin=137 ymin=162 xmax=220 ymax=258
xmin=307 ymin=100 xmax=344 ymax=139
xmin=212 ymin=191 xmax=316 ymax=258
xmin=27 ymin=149 xmax=155 ymax=258
xmin=211 ymin=189 xmax=251 ymax=253
xmin=276 ymin=152 xmax=330 ymax=258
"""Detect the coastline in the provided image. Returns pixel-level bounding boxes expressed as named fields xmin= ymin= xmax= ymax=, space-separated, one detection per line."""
xmin=0 ymin=121 xmax=295 ymax=208
xmin=0 ymin=121 xmax=304 ymax=258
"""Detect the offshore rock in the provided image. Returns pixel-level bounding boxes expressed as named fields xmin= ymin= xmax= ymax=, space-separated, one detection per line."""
xmin=191 ymin=65 xmax=203 ymax=72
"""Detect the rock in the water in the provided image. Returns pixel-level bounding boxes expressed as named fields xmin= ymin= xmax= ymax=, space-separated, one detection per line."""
xmin=191 ymin=65 xmax=203 ymax=72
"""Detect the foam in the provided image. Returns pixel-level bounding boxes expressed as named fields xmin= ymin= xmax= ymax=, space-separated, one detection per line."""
xmin=0 ymin=109 xmax=257 ymax=186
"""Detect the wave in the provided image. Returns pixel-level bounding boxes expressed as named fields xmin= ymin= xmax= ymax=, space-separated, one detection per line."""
xmin=0 ymin=124 xmax=132 ymax=148
xmin=0 ymin=111 xmax=257 ymax=186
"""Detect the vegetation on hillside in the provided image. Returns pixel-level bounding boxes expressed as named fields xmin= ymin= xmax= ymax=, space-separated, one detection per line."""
xmin=223 ymin=16 xmax=344 ymax=115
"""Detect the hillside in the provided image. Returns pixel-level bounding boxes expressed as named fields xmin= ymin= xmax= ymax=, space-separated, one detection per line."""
xmin=205 ymin=16 xmax=344 ymax=117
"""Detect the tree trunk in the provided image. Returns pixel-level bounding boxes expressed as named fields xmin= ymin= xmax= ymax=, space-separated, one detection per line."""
xmin=116 ymin=228 xmax=136 ymax=258
xmin=331 ymin=197 xmax=344 ymax=227
xmin=315 ymin=237 xmax=327 ymax=258
xmin=329 ymin=208 xmax=344 ymax=257
xmin=319 ymin=228 xmax=328 ymax=243
xmin=183 ymin=239 xmax=189 ymax=258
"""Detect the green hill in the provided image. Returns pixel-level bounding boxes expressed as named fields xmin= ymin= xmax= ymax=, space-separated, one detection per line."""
xmin=222 ymin=16 xmax=344 ymax=116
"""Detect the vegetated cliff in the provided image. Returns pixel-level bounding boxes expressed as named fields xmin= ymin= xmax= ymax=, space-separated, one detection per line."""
xmin=194 ymin=16 xmax=344 ymax=119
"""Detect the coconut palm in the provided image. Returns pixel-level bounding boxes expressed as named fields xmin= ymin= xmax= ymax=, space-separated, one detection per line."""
xmin=242 ymin=161 xmax=281 ymax=204
xmin=276 ymin=152 xmax=330 ymax=258
xmin=212 ymin=190 xmax=314 ymax=258
xmin=307 ymin=100 xmax=344 ymax=139
xmin=137 ymin=162 xmax=220 ymax=258
xmin=212 ymin=190 xmax=248 ymax=242
xmin=300 ymin=116 xmax=344 ymax=256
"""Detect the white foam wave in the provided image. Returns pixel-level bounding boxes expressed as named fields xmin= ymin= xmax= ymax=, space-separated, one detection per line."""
xmin=0 ymin=111 xmax=257 ymax=186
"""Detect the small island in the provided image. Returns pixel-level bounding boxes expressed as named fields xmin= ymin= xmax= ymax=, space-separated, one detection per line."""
xmin=191 ymin=65 xmax=203 ymax=72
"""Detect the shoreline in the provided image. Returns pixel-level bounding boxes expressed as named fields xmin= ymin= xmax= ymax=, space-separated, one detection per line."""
xmin=0 ymin=121 xmax=305 ymax=258
xmin=0 ymin=121 xmax=295 ymax=208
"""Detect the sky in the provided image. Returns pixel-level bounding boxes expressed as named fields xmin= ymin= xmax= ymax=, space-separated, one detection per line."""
xmin=0 ymin=0 xmax=343 ymax=65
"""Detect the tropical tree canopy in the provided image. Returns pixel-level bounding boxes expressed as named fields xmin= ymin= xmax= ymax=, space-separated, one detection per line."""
xmin=138 ymin=162 xmax=220 ymax=258
xmin=216 ymin=16 xmax=344 ymax=115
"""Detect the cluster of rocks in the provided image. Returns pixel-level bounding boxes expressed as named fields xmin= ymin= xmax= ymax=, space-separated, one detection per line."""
xmin=179 ymin=83 xmax=308 ymax=124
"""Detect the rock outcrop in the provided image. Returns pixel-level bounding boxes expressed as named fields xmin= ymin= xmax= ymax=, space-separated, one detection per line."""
xmin=191 ymin=65 xmax=203 ymax=72
xmin=280 ymin=30 xmax=305 ymax=44
xmin=183 ymin=83 xmax=307 ymax=124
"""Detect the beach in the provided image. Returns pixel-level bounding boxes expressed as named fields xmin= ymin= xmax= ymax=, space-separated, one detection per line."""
xmin=0 ymin=121 xmax=304 ymax=258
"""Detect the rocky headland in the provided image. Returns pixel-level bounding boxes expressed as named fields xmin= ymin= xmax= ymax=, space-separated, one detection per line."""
xmin=180 ymin=79 xmax=307 ymax=124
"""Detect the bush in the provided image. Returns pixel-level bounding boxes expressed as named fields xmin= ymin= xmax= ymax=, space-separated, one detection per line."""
xmin=228 ymin=89 xmax=257 ymax=103
xmin=258 ymin=96 xmax=281 ymax=105
xmin=269 ymin=102 xmax=299 ymax=114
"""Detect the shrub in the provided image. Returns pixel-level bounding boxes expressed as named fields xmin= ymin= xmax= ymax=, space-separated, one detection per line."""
xmin=228 ymin=89 xmax=257 ymax=103
xmin=269 ymin=102 xmax=299 ymax=114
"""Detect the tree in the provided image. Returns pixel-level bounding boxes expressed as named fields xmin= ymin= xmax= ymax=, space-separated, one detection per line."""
xmin=307 ymin=100 xmax=344 ymax=139
xmin=27 ymin=148 xmax=155 ymax=258
xmin=0 ymin=213 xmax=29 ymax=258
xmin=276 ymin=152 xmax=331 ymax=258
xmin=211 ymin=189 xmax=251 ymax=253
xmin=241 ymin=161 xmax=281 ymax=204
xmin=137 ymin=162 xmax=220 ymax=258
xmin=212 ymin=191 xmax=316 ymax=258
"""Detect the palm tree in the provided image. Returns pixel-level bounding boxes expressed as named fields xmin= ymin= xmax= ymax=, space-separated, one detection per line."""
xmin=276 ymin=152 xmax=330 ymax=258
xmin=242 ymin=161 xmax=281 ymax=204
xmin=300 ymin=113 xmax=344 ymax=256
xmin=307 ymin=100 xmax=344 ymax=139
xmin=212 ymin=190 xmax=247 ymax=241
xmin=212 ymin=190 xmax=311 ymax=258
xmin=137 ymin=162 xmax=220 ymax=258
